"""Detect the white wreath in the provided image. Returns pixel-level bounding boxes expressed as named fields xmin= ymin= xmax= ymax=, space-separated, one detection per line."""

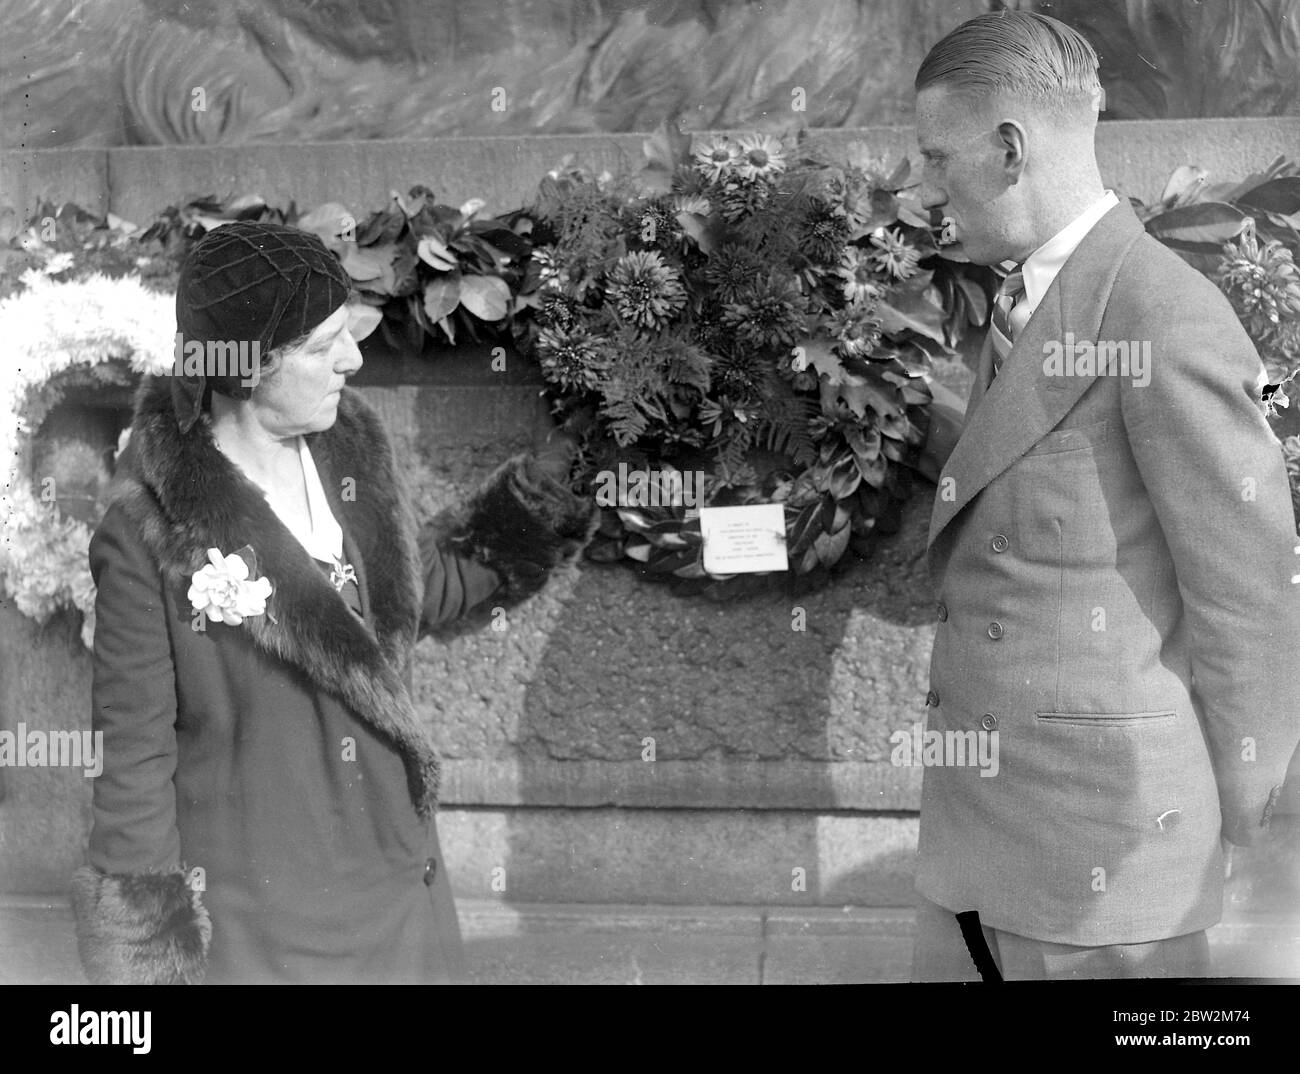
xmin=0 ymin=269 xmax=174 ymax=647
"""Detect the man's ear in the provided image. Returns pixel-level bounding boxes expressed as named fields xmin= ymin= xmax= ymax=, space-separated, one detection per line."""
xmin=995 ymin=119 xmax=1029 ymax=184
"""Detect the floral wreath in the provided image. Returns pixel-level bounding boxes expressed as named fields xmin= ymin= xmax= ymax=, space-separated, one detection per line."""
xmin=514 ymin=125 xmax=994 ymax=595
xmin=0 ymin=268 xmax=174 ymax=647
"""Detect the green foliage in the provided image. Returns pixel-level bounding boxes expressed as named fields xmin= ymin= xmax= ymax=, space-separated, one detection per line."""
xmin=4 ymin=187 xmax=537 ymax=350
xmin=1137 ymin=157 xmax=1300 ymax=388
xmin=0 ymin=200 xmax=182 ymax=299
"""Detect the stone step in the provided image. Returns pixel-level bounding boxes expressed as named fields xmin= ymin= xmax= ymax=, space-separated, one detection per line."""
xmin=4 ymin=896 xmax=1295 ymax=985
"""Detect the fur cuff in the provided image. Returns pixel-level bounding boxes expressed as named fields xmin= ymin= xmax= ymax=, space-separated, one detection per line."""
xmin=71 ymin=866 xmax=211 ymax=984
xmin=435 ymin=453 xmax=597 ymax=604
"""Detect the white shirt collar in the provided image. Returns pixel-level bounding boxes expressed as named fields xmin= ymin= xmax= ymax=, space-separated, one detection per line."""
xmin=1019 ymin=189 xmax=1119 ymax=314
xmin=265 ymin=437 xmax=345 ymax=564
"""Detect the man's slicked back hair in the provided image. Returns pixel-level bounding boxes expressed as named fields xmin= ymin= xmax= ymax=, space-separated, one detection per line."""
xmin=915 ymin=10 xmax=1101 ymax=112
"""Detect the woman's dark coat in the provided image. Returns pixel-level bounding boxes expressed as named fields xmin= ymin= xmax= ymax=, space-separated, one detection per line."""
xmin=72 ymin=376 xmax=592 ymax=984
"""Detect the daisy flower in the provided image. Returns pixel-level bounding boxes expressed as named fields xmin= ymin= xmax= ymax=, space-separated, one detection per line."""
xmin=868 ymin=227 xmax=922 ymax=280
xmin=733 ymin=133 xmax=787 ymax=181
xmin=835 ymin=247 xmax=885 ymax=306
xmin=693 ymin=137 xmax=741 ymax=184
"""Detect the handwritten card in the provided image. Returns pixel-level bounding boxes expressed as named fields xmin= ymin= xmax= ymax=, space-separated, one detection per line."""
xmin=699 ymin=504 xmax=789 ymax=574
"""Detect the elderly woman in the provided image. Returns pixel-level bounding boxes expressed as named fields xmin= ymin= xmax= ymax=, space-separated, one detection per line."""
xmin=72 ymin=221 xmax=592 ymax=984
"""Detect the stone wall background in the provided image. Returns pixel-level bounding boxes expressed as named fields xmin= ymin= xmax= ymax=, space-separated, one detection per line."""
xmin=6 ymin=0 xmax=1298 ymax=150
xmin=0 ymin=0 xmax=986 ymax=147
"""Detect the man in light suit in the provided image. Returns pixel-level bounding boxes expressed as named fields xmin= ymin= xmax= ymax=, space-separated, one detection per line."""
xmin=908 ymin=10 xmax=1300 ymax=979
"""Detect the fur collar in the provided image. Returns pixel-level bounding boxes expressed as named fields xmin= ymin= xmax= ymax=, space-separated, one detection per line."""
xmin=112 ymin=376 xmax=439 ymax=816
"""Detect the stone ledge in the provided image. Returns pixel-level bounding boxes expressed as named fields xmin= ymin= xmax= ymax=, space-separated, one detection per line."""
xmin=435 ymin=806 xmax=921 ymax=906
xmin=4 ymin=120 xmax=1298 ymax=224
xmin=439 ymin=758 xmax=922 ymax=810
xmin=4 ymin=897 xmax=1295 ymax=985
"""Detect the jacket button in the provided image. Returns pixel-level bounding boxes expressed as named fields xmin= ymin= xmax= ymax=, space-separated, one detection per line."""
xmin=987 ymin=621 xmax=1003 ymax=640
xmin=936 ymin=601 xmax=948 ymax=622
xmin=980 ymin=713 xmax=998 ymax=731
xmin=423 ymin=857 xmax=438 ymax=886
xmin=926 ymin=689 xmax=940 ymax=707
xmin=991 ymin=534 xmax=1009 ymax=553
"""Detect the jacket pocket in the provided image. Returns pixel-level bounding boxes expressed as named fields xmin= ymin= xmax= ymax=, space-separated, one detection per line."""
xmin=1035 ymin=710 xmax=1175 ymax=728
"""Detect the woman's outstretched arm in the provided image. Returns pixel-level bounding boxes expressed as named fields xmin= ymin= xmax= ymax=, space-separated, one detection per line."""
xmin=416 ymin=453 xmax=596 ymax=635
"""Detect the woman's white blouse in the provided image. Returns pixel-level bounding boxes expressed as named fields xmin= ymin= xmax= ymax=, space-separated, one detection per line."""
xmin=263 ymin=436 xmax=345 ymax=565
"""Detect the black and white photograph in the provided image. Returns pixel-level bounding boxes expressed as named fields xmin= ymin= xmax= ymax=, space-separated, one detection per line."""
xmin=0 ymin=0 xmax=1298 ymax=1044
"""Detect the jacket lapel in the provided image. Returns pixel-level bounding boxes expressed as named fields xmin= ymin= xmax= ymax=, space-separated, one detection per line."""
xmin=965 ymin=329 xmax=996 ymax=417
xmin=340 ymin=525 xmax=374 ymax=626
xmin=927 ymin=203 xmax=1146 ymax=550
xmin=307 ymin=407 xmax=423 ymax=670
xmin=117 ymin=379 xmax=439 ymax=816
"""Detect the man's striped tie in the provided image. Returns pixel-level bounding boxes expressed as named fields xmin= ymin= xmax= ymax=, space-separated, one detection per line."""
xmin=989 ymin=266 xmax=1028 ymax=375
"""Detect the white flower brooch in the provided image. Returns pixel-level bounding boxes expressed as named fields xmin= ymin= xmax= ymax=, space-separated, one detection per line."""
xmin=328 ymin=554 xmax=357 ymax=593
xmin=188 ymin=546 xmax=274 ymax=626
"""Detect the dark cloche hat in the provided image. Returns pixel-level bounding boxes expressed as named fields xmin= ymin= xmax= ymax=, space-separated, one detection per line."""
xmin=172 ymin=220 xmax=351 ymax=432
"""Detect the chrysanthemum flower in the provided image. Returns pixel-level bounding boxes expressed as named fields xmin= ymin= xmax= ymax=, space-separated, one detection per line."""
xmin=734 ymin=134 xmax=788 ymax=182
xmin=1216 ymin=232 xmax=1300 ymax=329
xmin=537 ymin=293 xmax=582 ymax=332
xmin=691 ymin=299 xmax=730 ymax=355
xmin=693 ymin=138 xmax=740 ymax=184
xmin=607 ymin=250 xmax=688 ymax=329
xmin=829 ymin=303 xmax=883 ymax=359
xmin=800 ymin=199 xmax=851 ymax=266
xmin=1216 ymin=228 xmax=1300 ymax=382
xmin=536 ymin=327 xmax=607 ymax=392
xmin=868 ymin=227 xmax=922 ymax=280
xmin=711 ymin=350 xmax=766 ymax=403
xmin=721 ymin=273 xmax=805 ymax=350
xmin=702 ymin=243 xmax=765 ymax=305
